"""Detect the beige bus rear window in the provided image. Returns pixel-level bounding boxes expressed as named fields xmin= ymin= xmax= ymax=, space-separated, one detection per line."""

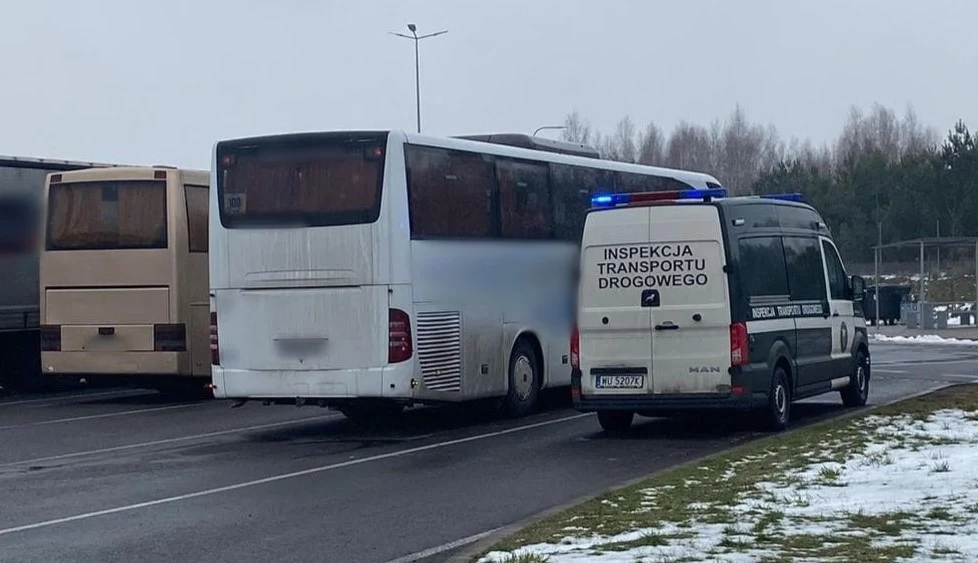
xmin=47 ymin=180 xmax=167 ymax=250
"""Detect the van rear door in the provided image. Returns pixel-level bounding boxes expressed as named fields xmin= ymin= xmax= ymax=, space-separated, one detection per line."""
xmin=646 ymin=205 xmax=731 ymax=394
xmin=579 ymin=206 xmax=653 ymax=394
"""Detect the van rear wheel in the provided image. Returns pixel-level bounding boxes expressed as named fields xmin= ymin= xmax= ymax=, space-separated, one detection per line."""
xmin=763 ymin=367 xmax=791 ymax=432
xmin=504 ymin=339 xmax=540 ymax=418
xmin=597 ymin=411 xmax=634 ymax=434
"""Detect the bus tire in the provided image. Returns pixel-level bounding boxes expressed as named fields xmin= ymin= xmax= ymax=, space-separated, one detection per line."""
xmin=841 ymin=349 xmax=870 ymax=408
xmin=762 ymin=366 xmax=791 ymax=432
xmin=597 ymin=410 xmax=634 ymax=434
xmin=504 ymin=339 xmax=540 ymax=418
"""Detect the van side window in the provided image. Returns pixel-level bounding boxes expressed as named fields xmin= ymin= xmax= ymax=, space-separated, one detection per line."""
xmin=822 ymin=240 xmax=848 ymax=300
xmin=406 ymin=145 xmax=495 ymax=238
xmin=496 ymin=159 xmax=552 ymax=239
xmin=783 ymin=236 xmax=827 ymax=301
xmin=738 ymin=237 xmax=789 ymax=297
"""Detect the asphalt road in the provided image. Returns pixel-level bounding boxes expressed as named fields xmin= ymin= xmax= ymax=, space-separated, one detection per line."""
xmin=0 ymin=340 xmax=975 ymax=563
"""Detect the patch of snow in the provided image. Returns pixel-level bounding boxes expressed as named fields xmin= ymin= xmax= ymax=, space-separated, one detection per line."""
xmin=871 ymin=334 xmax=978 ymax=345
xmin=483 ymin=410 xmax=978 ymax=563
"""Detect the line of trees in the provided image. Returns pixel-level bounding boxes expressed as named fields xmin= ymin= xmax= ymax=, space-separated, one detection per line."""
xmin=561 ymin=104 xmax=978 ymax=264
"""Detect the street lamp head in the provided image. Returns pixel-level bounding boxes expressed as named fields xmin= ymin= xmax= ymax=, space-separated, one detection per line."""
xmin=407 ymin=23 xmax=417 ymax=33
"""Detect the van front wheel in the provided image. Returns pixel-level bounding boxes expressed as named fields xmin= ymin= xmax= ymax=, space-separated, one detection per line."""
xmin=597 ymin=411 xmax=634 ymax=434
xmin=841 ymin=350 xmax=870 ymax=408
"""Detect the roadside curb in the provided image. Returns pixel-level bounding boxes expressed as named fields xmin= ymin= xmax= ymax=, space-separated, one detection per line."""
xmin=448 ymin=383 xmax=955 ymax=563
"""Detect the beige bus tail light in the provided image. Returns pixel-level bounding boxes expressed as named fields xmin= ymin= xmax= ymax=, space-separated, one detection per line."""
xmin=730 ymin=322 xmax=749 ymax=367
xmin=40 ymin=325 xmax=61 ymax=352
xmin=388 ymin=309 xmax=413 ymax=364
xmin=153 ymin=324 xmax=187 ymax=352
xmin=210 ymin=312 xmax=220 ymax=365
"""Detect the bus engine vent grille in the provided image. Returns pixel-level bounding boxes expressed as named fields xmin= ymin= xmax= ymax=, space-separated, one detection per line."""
xmin=416 ymin=311 xmax=462 ymax=392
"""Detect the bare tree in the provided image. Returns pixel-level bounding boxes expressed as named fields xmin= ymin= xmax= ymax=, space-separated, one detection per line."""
xmin=712 ymin=105 xmax=783 ymax=193
xmin=637 ymin=121 xmax=665 ymax=165
xmin=560 ymin=110 xmax=592 ymax=145
xmin=664 ymin=121 xmax=713 ymax=173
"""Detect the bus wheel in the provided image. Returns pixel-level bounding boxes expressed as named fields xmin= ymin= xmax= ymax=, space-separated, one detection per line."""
xmin=597 ymin=411 xmax=634 ymax=434
xmin=504 ymin=339 xmax=540 ymax=418
xmin=340 ymin=404 xmax=405 ymax=425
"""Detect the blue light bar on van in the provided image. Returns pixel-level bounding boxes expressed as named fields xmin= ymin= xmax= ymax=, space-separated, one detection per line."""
xmin=761 ymin=193 xmax=804 ymax=202
xmin=590 ymin=188 xmax=728 ymax=208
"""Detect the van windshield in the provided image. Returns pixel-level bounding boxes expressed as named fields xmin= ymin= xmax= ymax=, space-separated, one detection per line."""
xmin=46 ymin=181 xmax=167 ymax=251
xmin=217 ymin=134 xmax=387 ymax=228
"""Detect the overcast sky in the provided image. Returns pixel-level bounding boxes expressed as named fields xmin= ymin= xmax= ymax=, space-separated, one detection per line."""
xmin=2 ymin=0 xmax=976 ymax=169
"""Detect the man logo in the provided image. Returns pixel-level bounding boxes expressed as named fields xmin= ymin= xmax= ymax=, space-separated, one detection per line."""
xmin=641 ymin=289 xmax=661 ymax=308
xmin=840 ymin=321 xmax=849 ymax=352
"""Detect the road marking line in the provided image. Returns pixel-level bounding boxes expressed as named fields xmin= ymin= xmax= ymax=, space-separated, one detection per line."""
xmin=0 ymin=414 xmax=342 ymax=467
xmin=941 ymin=374 xmax=978 ymax=379
xmin=873 ymin=369 xmax=907 ymax=374
xmin=0 ymin=404 xmax=199 ymax=431
xmin=0 ymin=389 xmax=146 ymax=407
xmin=383 ymin=528 xmax=503 ymax=563
xmin=0 ymin=413 xmax=591 ymax=537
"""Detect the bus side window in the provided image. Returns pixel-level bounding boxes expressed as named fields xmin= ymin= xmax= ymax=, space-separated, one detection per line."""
xmin=406 ymin=145 xmax=495 ymax=238
xmin=550 ymin=164 xmax=584 ymax=241
xmin=496 ymin=158 xmax=552 ymax=239
xmin=184 ymin=185 xmax=208 ymax=253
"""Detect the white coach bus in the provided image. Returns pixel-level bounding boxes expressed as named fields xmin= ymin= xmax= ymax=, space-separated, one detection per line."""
xmin=209 ymin=131 xmax=722 ymax=421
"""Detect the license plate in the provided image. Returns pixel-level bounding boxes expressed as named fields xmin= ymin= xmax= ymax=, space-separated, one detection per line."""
xmin=594 ymin=374 xmax=645 ymax=389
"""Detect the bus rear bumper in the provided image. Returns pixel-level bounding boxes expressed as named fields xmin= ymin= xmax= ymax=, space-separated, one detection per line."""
xmin=210 ymin=362 xmax=417 ymax=402
xmin=40 ymin=351 xmax=190 ymax=376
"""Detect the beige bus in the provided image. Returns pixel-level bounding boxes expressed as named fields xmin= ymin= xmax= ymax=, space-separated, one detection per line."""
xmin=39 ymin=166 xmax=211 ymax=395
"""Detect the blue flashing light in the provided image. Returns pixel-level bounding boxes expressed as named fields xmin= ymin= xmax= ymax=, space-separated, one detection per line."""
xmin=761 ymin=193 xmax=804 ymax=203
xmin=591 ymin=187 xmax=728 ymax=208
xmin=680 ymin=188 xmax=727 ymax=200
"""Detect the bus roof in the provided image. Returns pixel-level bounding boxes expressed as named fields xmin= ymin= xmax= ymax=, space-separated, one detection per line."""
xmin=0 ymin=154 xmax=123 ymax=171
xmin=403 ymin=131 xmax=723 ymax=187
xmin=214 ymin=130 xmax=722 ymax=188
xmin=452 ymin=133 xmax=600 ymax=159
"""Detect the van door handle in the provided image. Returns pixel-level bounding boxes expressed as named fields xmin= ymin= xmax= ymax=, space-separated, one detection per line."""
xmin=654 ymin=323 xmax=679 ymax=331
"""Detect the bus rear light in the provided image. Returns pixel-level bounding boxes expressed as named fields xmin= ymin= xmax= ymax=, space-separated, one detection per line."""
xmin=40 ymin=325 xmax=61 ymax=352
xmin=388 ymin=309 xmax=413 ymax=364
xmin=210 ymin=312 xmax=220 ymax=365
xmin=570 ymin=326 xmax=580 ymax=369
xmin=154 ymin=324 xmax=186 ymax=352
xmin=730 ymin=322 xmax=749 ymax=367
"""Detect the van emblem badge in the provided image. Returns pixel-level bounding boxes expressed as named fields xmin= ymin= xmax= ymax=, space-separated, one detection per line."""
xmin=641 ymin=289 xmax=661 ymax=308
xmin=840 ymin=322 xmax=849 ymax=352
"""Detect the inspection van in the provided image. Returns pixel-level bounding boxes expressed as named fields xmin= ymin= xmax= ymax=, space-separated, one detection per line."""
xmin=570 ymin=189 xmax=869 ymax=432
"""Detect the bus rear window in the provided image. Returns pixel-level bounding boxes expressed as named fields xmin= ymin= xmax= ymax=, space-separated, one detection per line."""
xmin=217 ymin=137 xmax=386 ymax=228
xmin=46 ymin=181 xmax=168 ymax=251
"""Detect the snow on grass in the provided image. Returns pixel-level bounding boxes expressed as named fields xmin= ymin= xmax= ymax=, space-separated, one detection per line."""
xmin=871 ymin=333 xmax=978 ymax=345
xmin=481 ymin=401 xmax=978 ymax=563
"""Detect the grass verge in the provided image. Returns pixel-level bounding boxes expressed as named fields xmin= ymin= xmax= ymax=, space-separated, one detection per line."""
xmin=477 ymin=384 xmax=978 ymax=563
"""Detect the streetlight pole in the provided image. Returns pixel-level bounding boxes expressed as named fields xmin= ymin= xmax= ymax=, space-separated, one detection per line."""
xmin=390 ymin=24 xmax=448 ymax=134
